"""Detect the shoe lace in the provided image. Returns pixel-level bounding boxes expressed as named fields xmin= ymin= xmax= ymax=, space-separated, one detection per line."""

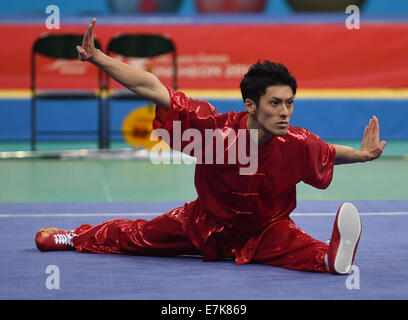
xmin=54 ymin=232 xmax=75 ymax=247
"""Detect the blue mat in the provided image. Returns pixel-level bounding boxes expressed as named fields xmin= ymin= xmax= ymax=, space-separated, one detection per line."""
xmin=0 ymin=200 xmax=407 ymax=300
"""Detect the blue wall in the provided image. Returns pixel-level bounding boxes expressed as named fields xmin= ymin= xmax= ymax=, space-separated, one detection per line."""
xmin=1 ymin=0 xmax=407 ymax=143
xmin=1 ymin=0 xmax=408 ymax=16
xmin=1 ymin=98 xmax=407 ymax=141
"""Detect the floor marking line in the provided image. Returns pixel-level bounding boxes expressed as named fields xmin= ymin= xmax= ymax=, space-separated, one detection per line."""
xmin=0 ymin=211 xmax=407 ymax=218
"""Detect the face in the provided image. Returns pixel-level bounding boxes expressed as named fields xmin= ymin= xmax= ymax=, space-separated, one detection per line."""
xmin=245 ymin=85 xmax=295 ymax=138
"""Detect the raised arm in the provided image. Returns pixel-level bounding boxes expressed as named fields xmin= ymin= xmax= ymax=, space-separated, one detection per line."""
xmin=334 ymin=115 xmax=387 ymax=164
xmin=76 ymin=18 xmax=171 ymax=109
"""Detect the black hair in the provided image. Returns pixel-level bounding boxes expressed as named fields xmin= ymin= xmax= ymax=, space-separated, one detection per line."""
xmin=240 ymin=60 xmax=297 ymax=106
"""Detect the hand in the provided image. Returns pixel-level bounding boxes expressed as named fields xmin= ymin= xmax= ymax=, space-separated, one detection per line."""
xmin=76 ymin=18 xmax=97 ymax=62
xmin=360 ymin=116 xmax=387 ymax=161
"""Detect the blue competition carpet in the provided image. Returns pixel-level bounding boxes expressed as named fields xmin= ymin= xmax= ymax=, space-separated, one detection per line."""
xmin=0 ymin=200 xmax=407 ymax=300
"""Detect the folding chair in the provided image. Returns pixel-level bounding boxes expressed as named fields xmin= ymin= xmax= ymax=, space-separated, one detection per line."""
xmin=104 ymin=34 xmax=177 ymax=148
xmin=30 ymin=34 xmax=104 ymax=151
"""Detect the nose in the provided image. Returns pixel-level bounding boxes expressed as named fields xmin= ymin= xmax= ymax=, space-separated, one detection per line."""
xmin=279 ymin=103 xmax=289 ymax=118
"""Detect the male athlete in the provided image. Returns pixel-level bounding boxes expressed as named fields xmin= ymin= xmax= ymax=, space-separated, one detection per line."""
xmin=35 ymin=19 xmax=386 ymax=275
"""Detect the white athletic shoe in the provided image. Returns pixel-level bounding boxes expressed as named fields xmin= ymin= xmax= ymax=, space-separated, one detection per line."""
xmin=326 ymin=202 xmax=362 ymax=275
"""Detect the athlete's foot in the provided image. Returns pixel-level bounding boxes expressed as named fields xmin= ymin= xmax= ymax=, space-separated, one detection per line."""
xmin=325 ymin=202 xmax=362 ymax=275
xmin=35 ymin=227 xmax=76 ymax=251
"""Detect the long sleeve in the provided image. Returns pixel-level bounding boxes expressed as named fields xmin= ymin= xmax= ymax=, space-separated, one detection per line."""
xmin=153 ymin=88 xmax=222 ymax=156
xmin=301 ymin=130 xmax=336 ymax=189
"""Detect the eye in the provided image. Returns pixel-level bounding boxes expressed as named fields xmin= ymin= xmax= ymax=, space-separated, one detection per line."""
xmin=286 ymin=100 xmax=294 ymax=106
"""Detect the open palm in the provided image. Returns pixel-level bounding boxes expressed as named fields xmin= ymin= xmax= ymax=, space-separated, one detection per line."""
xmin=360 ymin=116 xmax=387 ymax=160
xmin=76 ymin=18 xmax=97 ymax=61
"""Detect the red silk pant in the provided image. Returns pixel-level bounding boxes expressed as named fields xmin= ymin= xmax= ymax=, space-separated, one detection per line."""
xmin=73 ymin=211 xmax=328 ymax=273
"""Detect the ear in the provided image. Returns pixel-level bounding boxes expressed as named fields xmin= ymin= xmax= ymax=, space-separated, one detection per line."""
xmin=244 ymin=99 xmax=257 ymax=115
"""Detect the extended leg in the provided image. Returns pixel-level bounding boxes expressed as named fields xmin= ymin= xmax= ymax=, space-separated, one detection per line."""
xmin=74 ymin=213 xmax=200 ymax=256
xmin=251 ymin=202 xmax=362 ymax=274
xmin=251 ymin=218 xmax=329 ymax=273
xmin=36 ymin=213 xmax=200 ymax=257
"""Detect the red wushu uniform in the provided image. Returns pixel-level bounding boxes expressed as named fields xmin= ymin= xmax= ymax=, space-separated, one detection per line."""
xmin=73 ymin=89 xmax=336 ymax=273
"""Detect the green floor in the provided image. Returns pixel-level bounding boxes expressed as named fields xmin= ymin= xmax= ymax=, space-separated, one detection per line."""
xmin=1 ymin=139 xmax=408 ymax=156
xmin=0 ymin=139 xmax=407 ymax=203
xmin=0 ymin=156 xmax=407 ymax=203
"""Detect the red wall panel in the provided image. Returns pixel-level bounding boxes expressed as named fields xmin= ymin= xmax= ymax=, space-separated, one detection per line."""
xmin=0 ymin=23 xmax=407 ymax=90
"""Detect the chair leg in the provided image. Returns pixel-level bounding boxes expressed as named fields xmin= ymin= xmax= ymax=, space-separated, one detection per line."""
xmin=98 ymin=98 xmax=104 ymax=149
xmin=104 ymin=98 xmax=111 ymax=149
xmin=30 ymin=97 xmax=36 ymax=151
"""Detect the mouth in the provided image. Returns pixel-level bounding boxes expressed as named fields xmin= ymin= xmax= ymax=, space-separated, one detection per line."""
xmin=276 ymin=121 xmax=288 ymax=128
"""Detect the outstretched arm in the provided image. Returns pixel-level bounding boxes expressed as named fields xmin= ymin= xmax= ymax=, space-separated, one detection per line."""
xmin=334 ymin=115 xmax=387 ymax=165
xmin=76 ymin=18 xmax=171 ymax=109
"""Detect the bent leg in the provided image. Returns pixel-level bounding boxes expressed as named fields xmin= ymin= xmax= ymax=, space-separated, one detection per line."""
xmin=252 ymin=218 xmax=328 ymax=272
xmin=73 ymin=213 xmax=200 ymax=257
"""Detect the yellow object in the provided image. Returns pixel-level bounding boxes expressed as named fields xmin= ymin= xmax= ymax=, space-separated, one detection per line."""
xmin=2 ymin=88 xmax=408 ymax=99
xmin=121 ymin=104 xmax=169 ymax=150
